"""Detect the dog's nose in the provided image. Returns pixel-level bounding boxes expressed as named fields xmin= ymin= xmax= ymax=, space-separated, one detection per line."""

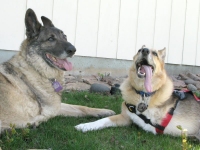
xmin=66 ymin=45 xmax=76 ymax=55
xmin=142 ymin=48 xmax=149 ymax=56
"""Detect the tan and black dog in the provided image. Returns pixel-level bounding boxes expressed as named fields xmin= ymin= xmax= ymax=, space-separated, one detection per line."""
xmin=0 ymin=9 xmax=115 ymax=133
xmin=76 ymin=46 xmax=200 ymax=140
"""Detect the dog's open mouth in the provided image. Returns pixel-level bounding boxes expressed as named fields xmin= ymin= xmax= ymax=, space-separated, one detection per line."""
xmin=136 ymin=59 xmax=154 ymax=78
xmin=46 ymin=53 xmax=72 ymax=71
xmin=136 ymin=59 xmax=154 ymax=92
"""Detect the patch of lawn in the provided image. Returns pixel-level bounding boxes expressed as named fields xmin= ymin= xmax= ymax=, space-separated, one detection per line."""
xmin=0 ymin=91 xmax=200 ymax=150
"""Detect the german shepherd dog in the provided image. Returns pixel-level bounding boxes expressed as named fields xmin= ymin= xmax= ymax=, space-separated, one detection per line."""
xmin=76 ymin=46 xmax=200 ymax=140
xmin=0 ymin=9 xmax=115 ymax=133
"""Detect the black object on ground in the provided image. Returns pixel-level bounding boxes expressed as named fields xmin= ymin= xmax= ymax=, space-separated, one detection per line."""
xmin=90 ymin=83 xmax=110 ymax=93
xmin=110 ymin=83 xmax=121 ymax=95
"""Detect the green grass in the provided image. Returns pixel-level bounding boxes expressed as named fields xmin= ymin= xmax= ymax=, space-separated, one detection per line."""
xmin=0 ymin=91 xmax=200 ymax=150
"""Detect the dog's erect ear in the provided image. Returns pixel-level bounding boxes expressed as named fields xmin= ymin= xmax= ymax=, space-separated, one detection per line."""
xmin=25 ymin=9 xmax=41 ymax=39
xmin=158 ymin=47 xmax=166 ymax=61
xmin=41 ymin=16 xmax=54 ymax=27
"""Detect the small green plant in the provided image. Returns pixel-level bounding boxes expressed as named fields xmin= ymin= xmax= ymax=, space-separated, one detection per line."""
xmin=98 ymin=73 xmax=104 ymax=80
xmin=1 ymin=123 xmax=31 ymax=147
xmin=177 ymin=125 xmax=193 ymax=150
xmin=21 ymin=124 xmax=30 ymax=139
xmin=4 ymin=124 xmax=17 ymax=144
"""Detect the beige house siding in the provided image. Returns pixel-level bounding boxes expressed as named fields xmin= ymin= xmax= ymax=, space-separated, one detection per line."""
xmin=0 ymin=0 xmax=199 ymax=66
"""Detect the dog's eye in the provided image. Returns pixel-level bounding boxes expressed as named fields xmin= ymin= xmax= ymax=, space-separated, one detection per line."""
xmin=152 ymin=51 xmax=158 ymax=56
xmin=48 ymin=37 xmax=54 ymax=41
xmin=138 ymin=49 xmax=141 ymax=53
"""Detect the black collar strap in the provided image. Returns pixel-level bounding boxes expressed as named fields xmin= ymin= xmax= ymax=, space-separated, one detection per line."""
xmin=125 ymin=103 xmax=136 ymax=113
xmin=125 ymin=102 xmax=155 ymax=126
xmin=135 ymin=89 xmax=156 ymax=97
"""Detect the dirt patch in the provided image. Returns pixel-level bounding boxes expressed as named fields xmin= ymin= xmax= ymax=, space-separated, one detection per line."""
xmin=64 ymin=73 xmax=200 ymax=98
xmin=64 ymin=74 xmax=126 ymax=92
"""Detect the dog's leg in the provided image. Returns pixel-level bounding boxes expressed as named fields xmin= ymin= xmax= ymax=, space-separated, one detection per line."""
xmin=75 ymin=101 xmax=132 ymax=132
xmin=75 ymin=113 xmax=132 ymax=132
xmin=58 ymin=103 xmax=115 ymax=117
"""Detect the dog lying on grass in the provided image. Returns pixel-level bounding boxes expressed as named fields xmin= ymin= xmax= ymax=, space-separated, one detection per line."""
xmin=0 ymin=9 xmax=115 ymax=133
xmin=76 ymin=46 xmax=200 ymax=140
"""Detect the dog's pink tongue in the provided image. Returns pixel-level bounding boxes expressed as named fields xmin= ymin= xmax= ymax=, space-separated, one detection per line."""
xmin=63 ymin=60 xmax=73 ymax=71
xmin=142 ymin=65 xmax=152 ymax=92
xmin=57 ymin=59 xmax=73 ymax=71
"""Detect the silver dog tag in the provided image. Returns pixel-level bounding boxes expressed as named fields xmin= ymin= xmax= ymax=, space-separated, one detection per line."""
xmin=137 ymin=96 xmax=149 ymax=112
xmin=137 ymin=103 xmax=148 ymax=112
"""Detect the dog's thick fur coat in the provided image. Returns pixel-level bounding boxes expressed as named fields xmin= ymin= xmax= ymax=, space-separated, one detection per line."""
xmin=76 ymin=46 xmax=200 ymax=140
xmin=0 ymin=9 xmax=115 ymax=132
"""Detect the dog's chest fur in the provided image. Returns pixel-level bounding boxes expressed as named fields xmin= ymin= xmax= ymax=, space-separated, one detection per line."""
xmin=0 ymin=46 xmax=63 ymax=121
xmin=120 ymin=77 xmax=176 ymax=127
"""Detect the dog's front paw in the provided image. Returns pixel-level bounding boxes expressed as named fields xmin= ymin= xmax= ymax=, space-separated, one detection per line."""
xmin=75 ymin=122 xmax=102 ymax=132
xmin=75 ymin=118 xmax=113 ymax=132
xmin=94 ymin=109 xmax=115 ymax=117
xmin=75 ymin=123 xmax=94 ymax=132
